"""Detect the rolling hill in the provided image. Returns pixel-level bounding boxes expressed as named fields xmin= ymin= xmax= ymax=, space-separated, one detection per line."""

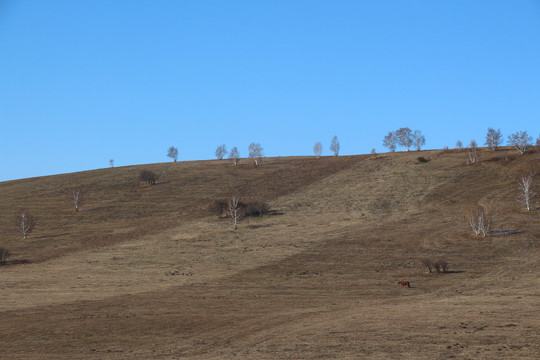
xmin=0 ymin=148 xmax=539 ymax=359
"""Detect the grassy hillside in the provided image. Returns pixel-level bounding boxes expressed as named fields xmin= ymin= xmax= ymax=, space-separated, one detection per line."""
xmin=0 ymin=148 xmax=539 ymax=359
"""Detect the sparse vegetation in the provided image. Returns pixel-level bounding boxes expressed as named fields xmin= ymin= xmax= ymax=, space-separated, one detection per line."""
xmin=396 ymin=127 xmax=413 ymax=151
xmin=456 ymin=140 xmax=463 ymax=151
xmin=383 ymin=131 xmax=397 ymax=152
xmin=215 ymin=144 xmax=227 ymax=160
xmin=15 ymin=208 xmax=36 ymax=239
xmin=417 ymin=156 xmax=429 ymax=163
xmin=210 ymin=198 xmax=269 ymax=218
xmin=71 ymin=186 xmax=82 ymax=212
xmin=248 ymin=143 xmax=263 ymax=166
xmin=167 ymin=146 xmax=179 ymax=162
xmin=421 ymin=258 xmax=433 ymax=273
xmin=434 ymin=259 xmax=449 ymax=273
xmin=517 ymin=170 xmax=536 ymax=211
xmin=485 ymin=128 xmax=502 ymax=151
xmin=1 ymin=149 xmax=538 ymax=359
xmin=241 ymin=199 xmax=269 ymax=217
xmin=507 ymin=130 xmax=532 ymax=154
xmin=422 ymin=258 xmax=449 ymax=273
xmin=412 ymin=130 xmax=426 ymax=151
xmin=330 ymin=136 xmax=340 ymax=156
xmin=0 ymin=247 xmax=10 ymax=265
xmin=139 ymin=170 xmax=158 ymax=186
xmin=467 ymin=140 xmax=478 ymax=164
xmin=226 ymin=195 xmax=243 ymax=230
xmin=229 ymin=146 xmax=240 ymax=165
xmin=313 ymin=142 xmax=323 ymax=159
xmin=210 ymin=198 xmax=229 ymax=218
xmin=468 ymin=207 xmax=490 ymax=236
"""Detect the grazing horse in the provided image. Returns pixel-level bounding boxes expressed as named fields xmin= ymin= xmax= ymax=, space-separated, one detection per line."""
xmin=398 ymin=281 xmax=410 ymax=288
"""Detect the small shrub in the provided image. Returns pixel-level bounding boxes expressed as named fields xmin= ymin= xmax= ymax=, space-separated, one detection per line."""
xmin=421 ymin=258 xmax=433 ymax=273
xmin=422 ymin=258 xmax=449 ymax=273
xmin=417 ymin=156 xmax=429 ymax=163
xmin=139 ymin=170 xmax=158 ymax=186
xmin=209 ymin=198 xmax=228 ymax=218
xmin=433 ymin=259 xmax=449 ymax=273
xmin=211 ymin=198 xmax=269 ymax=218
xmin=436 ymin=259 xmax=449 ymax=273
xmin=0 ymin=247 xmax=10 ymax=265
xmin=240 ymin=199 xmax=269 ymax=217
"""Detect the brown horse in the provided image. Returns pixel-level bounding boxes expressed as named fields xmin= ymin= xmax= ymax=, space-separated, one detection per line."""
xmin=398 ymin=281 xmax=410 ymax=288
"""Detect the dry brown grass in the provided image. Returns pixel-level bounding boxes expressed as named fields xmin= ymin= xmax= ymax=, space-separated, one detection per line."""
xmin=0 ymin=149 xmax=539 ymax=359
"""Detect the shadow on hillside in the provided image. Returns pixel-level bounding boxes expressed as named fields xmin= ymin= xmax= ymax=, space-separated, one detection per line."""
xmin=247 ymin=223 xmax=274 ymax=230
xmin=1 ymin=259 xmax=31 ymax=266
xmin=267 ymin=210 xmax=285 ymax=216
xmin=446 ymin=270 xmax=466 ymax=274
xmin=490 ymin=229 xmax=524 ymax=237
xmin=81 ymin=205 xmax=115 ymax=212
xmin=33 ymin=233 xmax=70 ymax=239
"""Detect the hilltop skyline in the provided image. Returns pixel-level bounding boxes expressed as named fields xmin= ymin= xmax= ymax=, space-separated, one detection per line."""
xmin=1 ymin=1 xmax=539 ymax=181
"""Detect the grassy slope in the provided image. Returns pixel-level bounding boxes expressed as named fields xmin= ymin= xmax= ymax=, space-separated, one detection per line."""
xmin=0 ymin=149 xmax=539 ymax=359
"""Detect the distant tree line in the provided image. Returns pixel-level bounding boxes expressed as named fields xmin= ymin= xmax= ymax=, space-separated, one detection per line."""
xmin=383 ymin=128 xmax=425 ymax=153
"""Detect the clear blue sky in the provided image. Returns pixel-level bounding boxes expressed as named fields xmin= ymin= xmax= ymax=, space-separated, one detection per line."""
xmin=1 ymin=0 xmax=539 ymax=181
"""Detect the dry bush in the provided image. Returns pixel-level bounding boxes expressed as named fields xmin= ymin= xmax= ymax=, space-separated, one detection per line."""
xmin=434 ymin=259 xmax=449 ymax=273
xmin=139 ymin=170 xmax=158 ymax=186
xmin=417 ymin=156 xmax=429 ymax=163
xmin=0 ymin=247 xmax=10 ymax=265
xmin=210 ymin=198 xmax=269 ymax=218
xmin=240 ymin=199 xmax=269 ymax=217
xmin=209 ymin=198 xmax=228 ymax=218
xmin=423 ymin=258 xmax=449 ymax=273
xmin=421 ymin=258 xmax=433 ymax=273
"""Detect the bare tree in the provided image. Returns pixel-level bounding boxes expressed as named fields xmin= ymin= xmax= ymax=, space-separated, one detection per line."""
xmin=468 ymin=207 xmax=490 ymax=237
xmin=396 ymin=127 xmax=413 ymax=151
xmin=109 ymin=159 xmax=114 ymax=168
xmin=371 ymin=148 xmax=376 ymax=158
xmin=0 ymin=247 xmax=10 ymax=265
xmin=411 ymin=130 xmax=425 ymax=151
xmin=330 ymin=136 xmax=340 ymax=156
xmin=536 ymin=134 xmax=540 ymax=147
xmin=507 ymin=131 xmax=532 ymax=154
xmin=517 ymin=171 xmax=536 ymax=211
xmin=229 ymin=146 xmax=240 ymax=165
xmin=383 ymin=131 xmax=397 ymax=152
xmin=16 ymin=209 xmax=36 ymax=239
xmin=226 ymin=195 xmax=244 ymax=230
xmin=167 ymin=146 xmax=179 ymax=162
xmin=456 ymin=140 xmax=463 ymax=151
xmin=248 ymin=143 xmax=263 ymax=166
xmin=467 ymin=140 xmax=478 ymax=164
xmin=485 ymin=128 xmax=502 ymax=151
xmin=215 ymin=144 xmax=227 ymax=160
xmin=139 ymin=170 xmax=158 ymax=186
xmin=313 ymin=142 xmax=323 ymax=159
xmin=71 ymin=186 xmax=83 ymax=212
